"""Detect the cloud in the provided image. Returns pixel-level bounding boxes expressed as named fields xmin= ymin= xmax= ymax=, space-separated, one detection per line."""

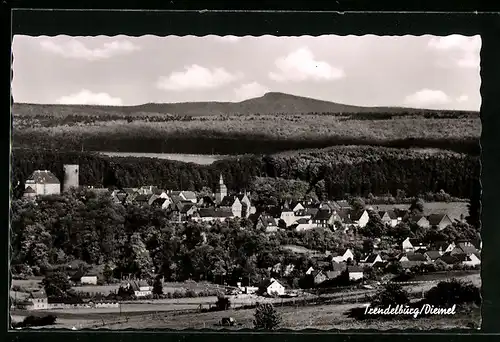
xmin=57 ymin=89 xmax=123 ymax=106
xmin=457 ymin=95 xmax=469 ymax=103
xmin=39 ymin=39 xmax=140 ymax=61
xmin=157 ymin=64 xmax=242 ymax=91
xmin=428 ymin=35 xmax=480 ymax=69
xmin=269 ymin=47 xmax=345 ymax=82
xmin=234 ymin=82 xmax=269 ymax=101
xmin=404 ymin=89 xmax=451 ymax=108
xmin=213 ymin=36 xmax=242 ymax=43
xmin=428 ymin=35 xmax=481 ymax=52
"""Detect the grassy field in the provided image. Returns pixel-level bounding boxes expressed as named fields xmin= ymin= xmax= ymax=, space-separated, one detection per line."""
xmin=370 ymin=201 xmax=469 ymax=222
xmin=98 ymin=152 xmax=225 ymax=165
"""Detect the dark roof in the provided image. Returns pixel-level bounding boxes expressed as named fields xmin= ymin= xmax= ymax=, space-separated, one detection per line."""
xmin=335 ymin=200 xmax=352 ymax=209
xmin=432 ymin=241 xmax=452 ymax=250
xmin=364 ymin=253 xmax=381 ymax=263
xmin=295 ymin=218 xmax=311 ymax=224
xmin=456 ymin=243 xmax=478 ymax=255
xmin=24 ymin=186 xmax=36 ymax=194
xmin=198 ymin=208 xmax=233 ymax=218
xmin=404 ymin=252 xmax=428 ymax=262
xmin=439 ymin=253 xmax=462 ymax=265
xmin=180 ymin=203 xmax=196 ymax=213
xmin=152 ymin=188 xmax=166 ymax=195
xmin=260 ymin=216 xmax=277 ymax=226
xmin=236 ymin=193 xmax=250 ymax=202
xmin=134 ymin=194 xmax=150 ymax=202
xmin=378 ymin=211 xmax=388 ymax=218
xmin=152 ymin=197 xmax=167 ymax=206
xmin=386 ymin=210 xmax=398 ymax=219
xmin=27 ymin=170 xmax=60 ymax=184
xmin=372 ymin=261 xmax=388 ymax=268
xmin=220 ymin=195 xmax=238 ymax=207
xmin=314 ymin=209 xmax=333 ymax=221
xmin=29 ymin=291 xmax=47 ymax=299
xmin=350 ymin=210 xmax=366 ymax=221
xmin=427 ymin=213 xmax=449 ymax=226
xmin=347 ymin=266 xmax=364 ymax=273
xmin=311 ymin=270 xmax=324 ymax=278
xmin=198 ymin=196 xmax=215 ymax=205
xmin=181 ymin=191 xmax=197 ymax=200
xmin=409 ymin=238 xmax=425 ymax=246
xmin=331 ymin=262 xmax=347 ymax=271
xmin=400 ymin=261 xmax=426 ymax=269
xmin=425 ymin=251 xmax=442 ymax=260
xmin=305 ymin=207 xmax=319 ymax=216
xmin=123 ymin=188 xmax=137 ymax=194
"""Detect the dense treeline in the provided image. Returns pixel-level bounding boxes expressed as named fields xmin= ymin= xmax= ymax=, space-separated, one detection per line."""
xmin=12 ymin=146 xmax=480 ymax=201
xmin=14 ymin=132 xmax=480 ymax=155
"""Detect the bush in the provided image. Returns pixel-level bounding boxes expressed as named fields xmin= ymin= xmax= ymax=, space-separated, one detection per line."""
xmin=424 ymin=278 xmax=481 ymax=307
xmin=371 ymin=283 xmax=410 ymax=307
xmin=253 ymin=303 xmax=282 ymax=330
xmin=215 ymin=295 xmax=231 ymax=311
xmin=185 ymin=289 xmax=197 ymax=298
xmin=13 ymin=315 xmax=57 ymax=328
xmin=172 ymin=290 xmax=183 ymax=299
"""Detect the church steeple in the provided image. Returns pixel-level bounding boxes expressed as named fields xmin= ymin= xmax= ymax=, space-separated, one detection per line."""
xmin=215 ymin=173 xmax=227 ymax=204
xmin=219 ymin=174 xmax=224 ymax=185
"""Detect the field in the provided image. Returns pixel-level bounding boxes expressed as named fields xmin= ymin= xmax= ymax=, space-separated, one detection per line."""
xmin=98 ymin=152 xmax=225 ymax=165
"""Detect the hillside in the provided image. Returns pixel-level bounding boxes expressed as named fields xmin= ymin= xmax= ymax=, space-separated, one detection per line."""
xmin=12 ymin=92 xmax=478 ymax=117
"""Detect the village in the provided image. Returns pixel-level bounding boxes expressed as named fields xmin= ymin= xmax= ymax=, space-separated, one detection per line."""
xmin=11 ymin=163 xmax=481 ymax=318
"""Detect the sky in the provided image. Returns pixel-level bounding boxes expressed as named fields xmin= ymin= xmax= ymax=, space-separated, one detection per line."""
xmin=11 ymin=34 xmax=481 ymax=111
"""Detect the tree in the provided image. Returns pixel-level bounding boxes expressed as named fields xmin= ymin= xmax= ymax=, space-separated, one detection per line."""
xmin=215 ymin=295 xmax=231 ymax=311
xmin=409 ymin=198 xmax=425 ymax=215
xmin=152 ymin=276 xmax=164 ymax=296
xmin=424 ymin=278 xmax=481 ymax=307
xmin=126 ymin=232 xmax=153 ymax=279
xmin=42 ymin=271 xmax=72 ymax=298
xmin=350 ymin=197 xmax=366 ymax=216
xmin=253 ymin=303 xmax=282 ymax=330
xmin=371 ymin=283 xmax=410 ymax=307
xmin=362 ymin=239 xmax=374 ymax=255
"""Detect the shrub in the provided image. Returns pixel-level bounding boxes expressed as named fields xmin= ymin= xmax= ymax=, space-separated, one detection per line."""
xmin=172 ymin=290 xmax=184 ymax=299
xmin=14 ymin=315 xmax=57 ymax=328
xmin=166 ymin=292 xmax=173 ymax=299
xmin=371 ymin=283 xmax=410 ymax=307
xmin=215 ymin=295 xmax=231 ymax=311
xmin=424 ymin=278 xmax=481 ymax=307
xmin=185 ymin=289 xmax=197 ymax=298
xmin=253 ymin=303 xmax=282 ymax=330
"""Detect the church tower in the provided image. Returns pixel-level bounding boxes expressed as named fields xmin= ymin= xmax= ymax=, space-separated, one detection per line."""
xmin=215 ymin=174 xmax=227 ymax=204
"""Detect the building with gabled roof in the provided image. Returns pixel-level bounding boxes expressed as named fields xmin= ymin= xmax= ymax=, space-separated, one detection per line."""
xmin=24 ymin=170 xmax=61 ymax=196
xmin=427 ymin=213 xmax=453 ymax=230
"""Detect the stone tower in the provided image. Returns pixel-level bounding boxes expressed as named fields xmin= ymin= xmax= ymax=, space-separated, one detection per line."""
xmin=63 ymin=164 xmax=79 ymax=191
xmin=215 ymin=174 xmax=227 ymax=203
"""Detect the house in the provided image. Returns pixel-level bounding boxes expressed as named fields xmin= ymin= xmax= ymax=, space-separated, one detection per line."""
xmin=151 ymin=197 xmax=171 ymax=210
xmin=192 ymin=208 xmax=233 ymax=222
xmin=424 ymin=250 xmax=443 ymax=261
xmin=451 ymin=241 xmax=479 ymax=256
xmin=305 ymin=267 xmax=315 ymax=275
xmin=351 ymin=210 xmax=369 ymax=228
xmin=438 ymin=253 xmax=463 ymax=266
xmin=123 ymin=280 xmax=152 ymax=298
xmin=313 ymin=209 xmax=336 ymax=228
xmin=372 ymin=261 xmax=388 ymax=269
xmin=326 ymin=262 xmax=346 ymax=280
xmin=178 ymin=191 xmax=198 ymax=204
xmin=347 ymin=266 xmax=364 ymax=281
xmin=311 ymin=270 xmax=327 ymax=285
xmin=23 ymin=186 xmax=37 ymax=199
xmin=360 ymin=253 xmax=383 ymax=267
xmin=256 ymin=215 xmax=280 ymax=233
xmin=80 ymin=273 xmax=98 ymax=285
xmin=259 ymin=278 xmax=286 ymax=296
xmin=134 ymin=194 xmax=150 ymax=206
xmin=220 ymin=196 xmax=243 ymax=218
xmin=398 ymin=252 xmax=428 ymax=269
xmin=331 ymin=248 xmax=355 ymax=263
xmin=180 ymin=202 xmax=198 ymax=218
xmin=24 ymin=170 xmax=61 ymax=196
xmin=427 ymin=213 xmax=453 ymax=230
xmin=379 ymin=210 xmax=400 ymax=227
xmin=410 ymin=215 xmax=430 ymax=229
xmin=402 ymin=237 xmax=427 ymax=252
xmin=432 ymin=241 xmax=456 ymax=254
xmin=293 ymin=218 xmax=317 ymax=231
xmin=280 ymin=210 xmax=297 ymax=227
xmin=198 ymin=196 xmax=216 ymax=208
xmin=21 ymin=291 xmax=48 ymax=310
xmin=334 ymin=200 xmax=353 ymax=211
xmin=459 ymin=253 xmax=481 ymax=267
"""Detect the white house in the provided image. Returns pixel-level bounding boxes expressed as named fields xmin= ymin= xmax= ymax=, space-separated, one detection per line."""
xmin=360 ymin=253 xmax=383 ymax=267
xmin=305 ymin=267 xmax=315 ymax=275
xmin=352 ymin=210 xmax=370 ymax=228
xmin=347 ymin=266 xmax=364 ymax=281
xmin=128 ymin=280 xmax=152 ymax=298
xmin=24 ymin=170 xmax=61 ymax=196
xmin=280 ymin=210 xmax=297 ymax=227
xmin=462 ymin=253 xmax=481 ymax=267
xmin=259 ymin=278 xmax=286 ymax=296
xmin=331 ymin=248 xmax=355 ymax=263
xmin=80 ymin=275 xmax=98 ymax=285
xmin=294 ymin=218 xmax=317 ymax=231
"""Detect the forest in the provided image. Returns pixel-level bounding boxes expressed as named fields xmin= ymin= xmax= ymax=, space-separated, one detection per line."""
xmin=11 ymin=146 xmax=480 ymax=201
xmin=13 ymin=112 xmax=480 ymax=155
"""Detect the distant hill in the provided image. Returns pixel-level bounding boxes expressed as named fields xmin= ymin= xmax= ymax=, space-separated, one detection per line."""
xmin=12 ymin=92 xmax=477 ymax=117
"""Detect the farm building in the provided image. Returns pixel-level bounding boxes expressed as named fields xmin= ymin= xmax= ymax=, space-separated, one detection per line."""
xmin=122 ymin=280 xmax=152 ymax=298
xmin=360 ymin=253 xmax=383 ymax=267
xmin=352 ymin=210 xmax=370 ymax=228
xmin=402 ymin=238 xmax=427 ymax=252
xmin=259 ymin=278 xmax=286 ymax=296
xmin=24 ymin=170 xmax=61 ymax=196
xmin=220 ymin=196 xmax=243 ymax=218
xmin=311 ymin=270 xmax=327 ymax=285
xmin=256 ymin=215 xmax=279 ymax=233
xmin=331 ymin=248 xmax=355 ymax=263
xmin=17 ymin=291 xmax=48 ymax=310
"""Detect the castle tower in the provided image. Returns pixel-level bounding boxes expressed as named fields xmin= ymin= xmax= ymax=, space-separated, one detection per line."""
xmin=63 ymin=164 xmax=79 ymax=192
xmin=215 ymin=174 xmax=227 ymax=204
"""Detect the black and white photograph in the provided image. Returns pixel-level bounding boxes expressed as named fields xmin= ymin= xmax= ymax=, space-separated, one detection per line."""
xmin=9 ymin=33 xmax=481 ymax=330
